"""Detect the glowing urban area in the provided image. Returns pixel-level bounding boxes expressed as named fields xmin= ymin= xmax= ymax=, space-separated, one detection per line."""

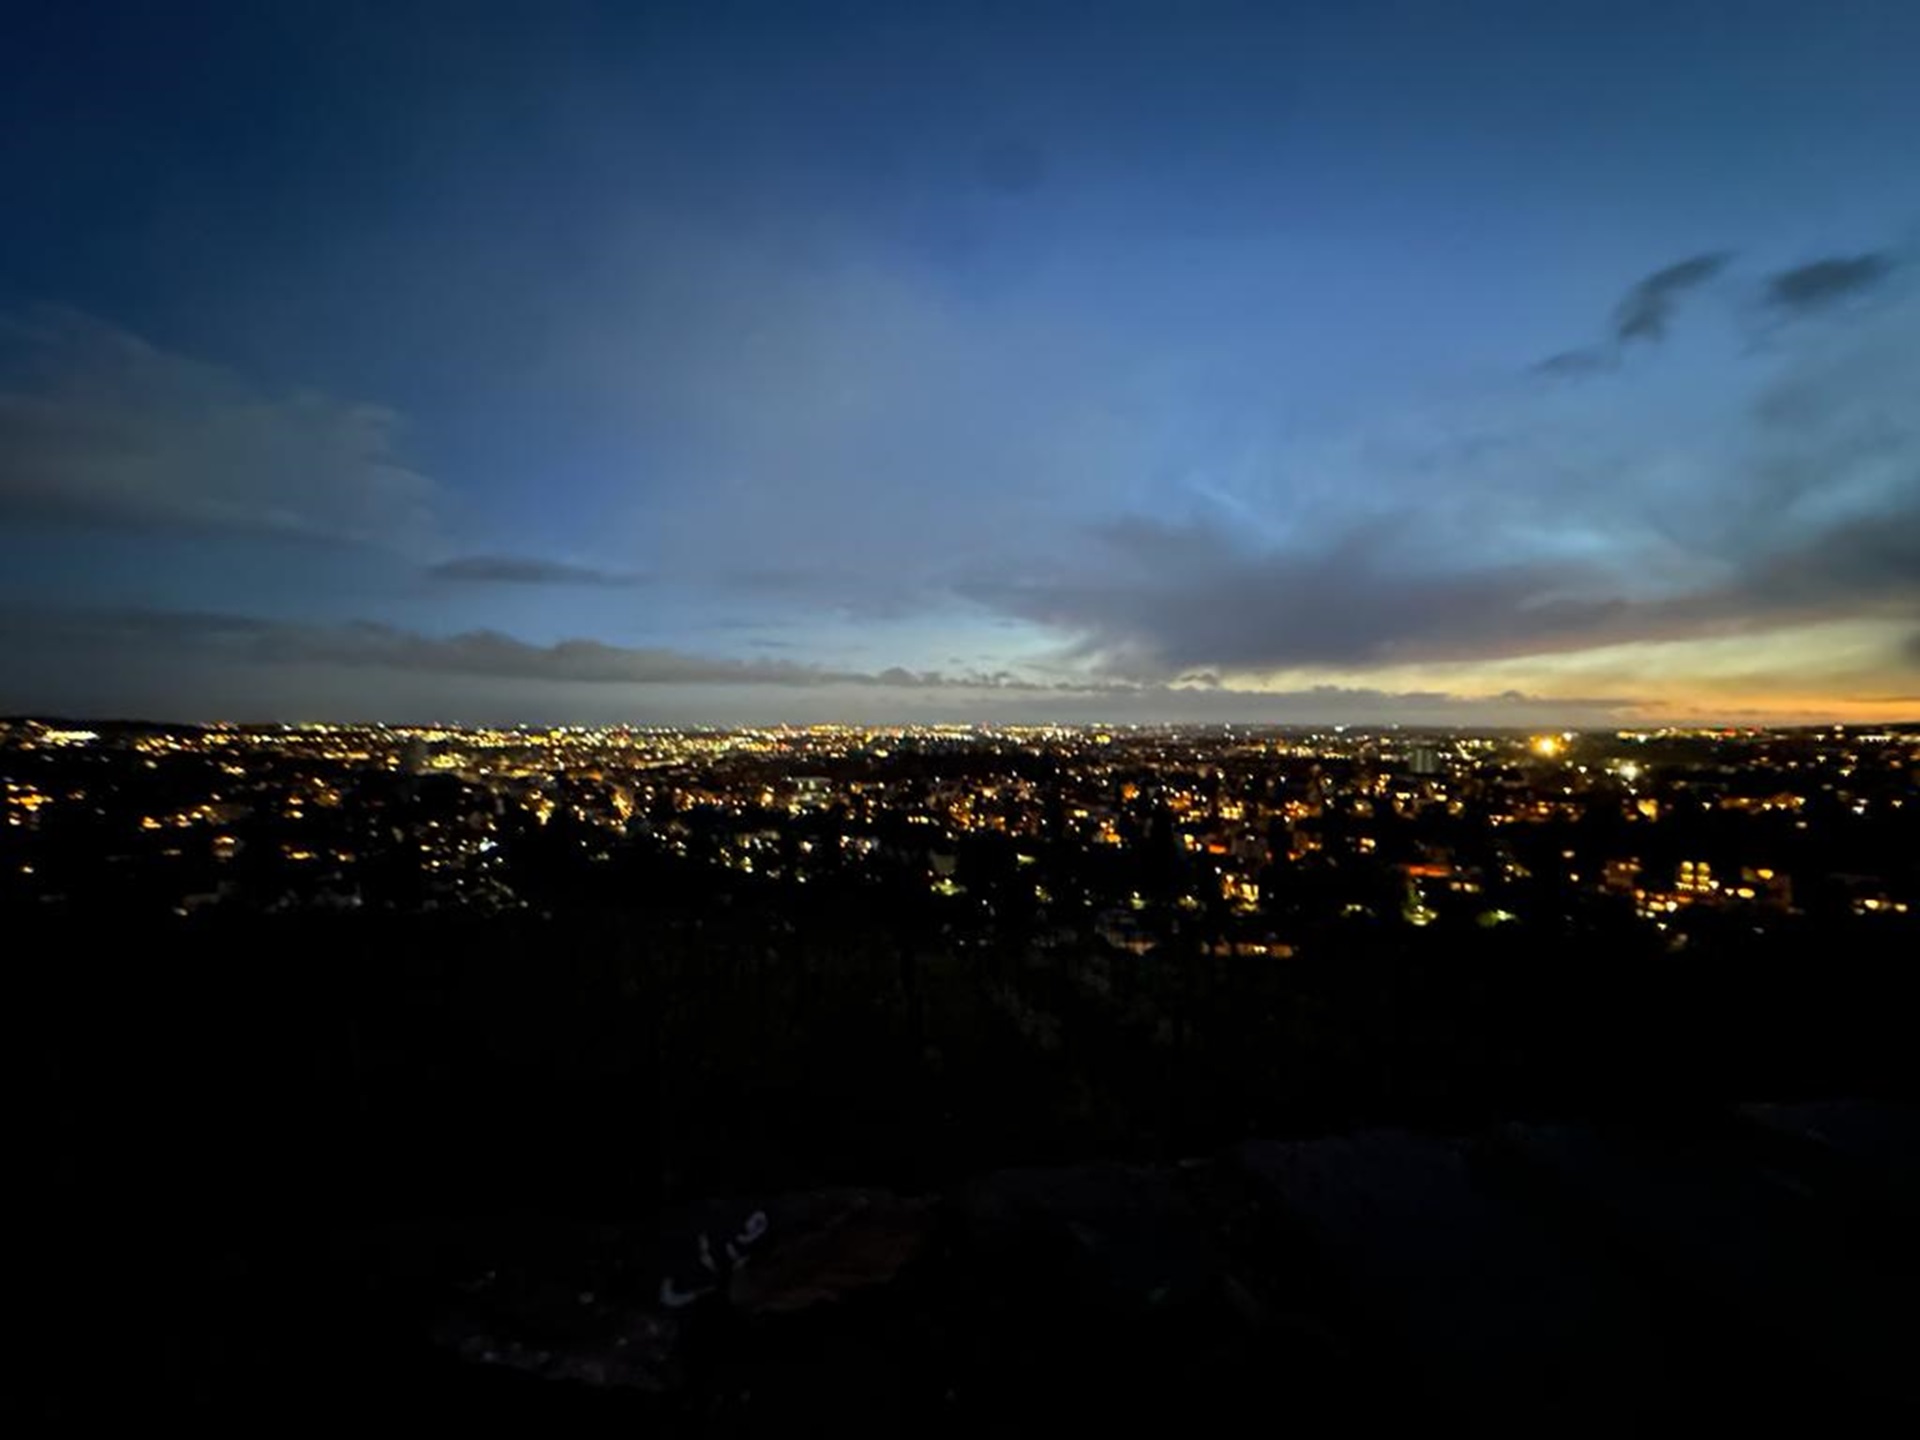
xmin=8 ymin=719 xmax=1916 ymax=935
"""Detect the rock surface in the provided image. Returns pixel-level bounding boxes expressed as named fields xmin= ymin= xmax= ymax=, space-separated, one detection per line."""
xmin=319 ymin=1101 xmax=1920 ymax=1430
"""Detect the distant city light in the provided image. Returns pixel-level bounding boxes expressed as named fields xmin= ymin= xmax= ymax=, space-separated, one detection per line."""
xmin=3 ymin=719 xmax=1913 ymax=942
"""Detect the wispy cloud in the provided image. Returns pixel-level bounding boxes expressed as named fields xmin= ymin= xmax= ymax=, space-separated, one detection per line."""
xmin=1533 ymin=251 xmax=1732 ymax=376
xmin=426 ymin=555 xmax=645 ymax=587
xmin=1765 ymin=253 xmax=1896 ymax=313
xmin=1613 ymin=252 xmax=1732 ymax=342
xmin=0 ymin=310 xmax=439 ymax=548
xmin=1532 ymin=347 xmax=1618 ymax=378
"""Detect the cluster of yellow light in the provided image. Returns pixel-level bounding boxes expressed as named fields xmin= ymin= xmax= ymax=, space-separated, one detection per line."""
xmin=38 ymin=728 xmax=100 ymax=746
xmin=6 ymin=783 xmax=52 ymax=820
xmin=1220 ymin=874 xmax=1260 ymax=910
xmin=1676 ymin=860 xmax=1716 ymax=895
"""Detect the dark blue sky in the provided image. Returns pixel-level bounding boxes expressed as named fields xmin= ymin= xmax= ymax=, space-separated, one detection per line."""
xmin=4 ymin=1 xmax=1917 ymax=723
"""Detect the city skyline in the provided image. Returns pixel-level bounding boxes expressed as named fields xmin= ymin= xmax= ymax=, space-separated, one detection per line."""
xmin=4 ymin=2 xmax=1919 ymax=725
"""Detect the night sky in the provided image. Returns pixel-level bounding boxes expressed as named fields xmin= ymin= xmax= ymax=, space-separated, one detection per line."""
xmin=3 ymin=1 xmax=1917 ymax=725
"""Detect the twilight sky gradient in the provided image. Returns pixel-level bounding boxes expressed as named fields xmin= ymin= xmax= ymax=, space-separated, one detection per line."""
xmin=3 ymin=0 xmax=1917 ymax=725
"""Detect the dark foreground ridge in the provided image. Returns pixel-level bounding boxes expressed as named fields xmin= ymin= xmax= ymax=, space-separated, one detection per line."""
xmin=54 ymin=1101 xmax=1920 ymax=1432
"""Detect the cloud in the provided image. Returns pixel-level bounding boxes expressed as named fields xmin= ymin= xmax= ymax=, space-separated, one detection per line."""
xmin=0 ymin=310 xmax=439 ymax=547
xmin=15 ymin=609 xmax=851 ymax=687
xmin=0 ymin=603 xmax=1638 ymax=726
xmin=1532 ymin=347 xmax=1617 ymax=378
xmin=426 ymin=555 xmax=644 ymax=586
xmin=1540 ymin=251 xmax=1896 ymax=374
xmin=1533 ymin=252 xmax=1731 ymax=375
xmin=965 ymin=274 xmax=1920 ymax=680
xmin=969 ymin=487 xmax=1920 ymax=685
xmin=1612 ymin=252 xmax=1732 ymax=342
xmin=964 ymin=517 xmax=1626 ymax=676
xmin=0 ymin=607 xmax=1042 ymax=691
xmin=1765 ymin=253 xmax=1895 ymax=313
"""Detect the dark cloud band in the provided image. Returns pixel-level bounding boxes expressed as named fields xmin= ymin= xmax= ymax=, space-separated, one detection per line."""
xmin=427 ymin=555 xmax=644 ymax=587
xmin=1766 ymin=254 xmax=1895 ymax=313
xmin=1613 ymin=252 xmax=1732 ymax=343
